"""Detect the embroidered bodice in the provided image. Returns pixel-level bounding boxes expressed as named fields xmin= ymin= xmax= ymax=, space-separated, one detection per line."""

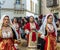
xmin=2 ymin=27 xmax=13 ymax=38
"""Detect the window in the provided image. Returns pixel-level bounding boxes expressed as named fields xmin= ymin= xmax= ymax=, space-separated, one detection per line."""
xmin=30 ymin=0 xmax=34 ymax=12
xmin=35 ymin=4 xmax=38 ymax=14
xmin=53 ymin=0 xmax=58 ymax=6
xmin=46 ymin=0 xmax=58 ymax=7
xmin=46 ymin=0 xmax=53 ymax=7
xmin=32 ymin=2 xmax=34 ymax=12
xmin=16 ymin=0 xmax=20 ymax=4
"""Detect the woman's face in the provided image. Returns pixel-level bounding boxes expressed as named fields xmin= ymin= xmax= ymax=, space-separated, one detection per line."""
xmin=3 ymin=16 xmax=9 ymax=26
xmin=47 ymin=16 xmax=53 ymax=24
xmin=13 ymin=18 xmax=17 ymax=23
xmin=29 ymin=16 xmax=34 ymax=23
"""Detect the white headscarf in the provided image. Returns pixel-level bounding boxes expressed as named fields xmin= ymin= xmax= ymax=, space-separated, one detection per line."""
xmin=38 ymin=13 xmax=57 ymax=37
xmin=0 ymin=15 xmax=18 ymax=39
xmin=0 ymin=15 xmax=8 ymax=29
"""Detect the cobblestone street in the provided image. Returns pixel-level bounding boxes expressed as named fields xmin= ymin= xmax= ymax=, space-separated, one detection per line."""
xmin=18 ymin=39 xmax=60 ymax=50
xmin=18 ymin=43 xmax=60 ymax=50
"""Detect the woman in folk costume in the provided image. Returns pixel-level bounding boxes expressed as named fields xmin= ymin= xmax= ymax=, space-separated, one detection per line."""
xmin=24 ymin=16 xmax=39 ymax=47
xmin=0 ymin=15 xmax=18 ymax=50
xmin=38 ymin=13 xmax=57 ymax=50
xmin=12 ymin=17 xmax=20 ymax=39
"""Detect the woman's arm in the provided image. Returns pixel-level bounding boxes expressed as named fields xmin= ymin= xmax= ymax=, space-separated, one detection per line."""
xmin=38 ymin=32 xmax=42 ymax=37
xmin=45 ymin=24 xmax=50 ymax=33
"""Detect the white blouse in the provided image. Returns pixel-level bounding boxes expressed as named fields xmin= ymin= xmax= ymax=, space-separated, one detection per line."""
xmin=30 ymin=23 xmax=36 ymax=30
xmin=12 ymin=23 xmax=19 ymax=30
xmin=47 ymin=24 xmax=54 ymax=32
xmin=2 ymin=27 xmax=13 ymax=38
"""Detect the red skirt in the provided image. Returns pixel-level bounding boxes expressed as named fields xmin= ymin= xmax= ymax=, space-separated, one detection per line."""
xmin=44 ymin=32 xmax=57 ymax=50
xmin=26 ymin=32 xmax=36 ymax=44
xmin=0 ymin=38 xmax=16 ymax=50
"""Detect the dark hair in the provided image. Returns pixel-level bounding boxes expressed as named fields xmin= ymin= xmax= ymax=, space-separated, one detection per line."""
xmin=30 ymin=16 xmax=34 ymax=18
xmin=14 ymin=17 xmax=17 ymax=20
xmin=29 ymin=16 xmax=34 ymax=19
xmin=47 ymin=15 xmax=52 ymax=19
xmin=29 ymin=16 xmax=34 ymax=22
xmin=35 ymin=18 xmax=38 ymax=20
xmin=13 ymin=17 xmax=18 ymax=23
xmin=11 ymin=28 xmax=17 ymax=40
xmin=5 ymin=16 xmax=9 ymax=18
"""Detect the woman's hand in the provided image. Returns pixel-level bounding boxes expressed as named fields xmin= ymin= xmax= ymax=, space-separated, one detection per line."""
xmin=14 ymin=43 xmax=18 ymax=49
xmin=40 ymin=35 xmax=45 ymax=39
xmin=38 ymin=33 xmax=41 ymax=37
xmin=14 ymin=40 xmax=20 ymax=44
xmin=25 ymin=34 xmax=28 ymax=39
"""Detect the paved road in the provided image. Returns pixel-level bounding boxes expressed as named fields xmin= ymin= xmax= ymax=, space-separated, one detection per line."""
xmin=57 ymin=43 xmax=60 ymax=50
xmin=18 ymin=39 xmax=37 ymax=50
xmin=18 ymin=39 xmax=60 ymax=50
xmin=18 ymin=44 xmax=60 ymax=50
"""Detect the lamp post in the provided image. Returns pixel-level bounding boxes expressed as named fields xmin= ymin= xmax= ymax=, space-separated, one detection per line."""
xmin=0 ymin=1 xmax=5 ymax=19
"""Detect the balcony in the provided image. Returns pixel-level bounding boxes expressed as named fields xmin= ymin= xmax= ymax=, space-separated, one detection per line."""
xmin=46 ymin=0 xmax=59 ymax=7
xmin=14 ymin=4 xmax=25 ymax=11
